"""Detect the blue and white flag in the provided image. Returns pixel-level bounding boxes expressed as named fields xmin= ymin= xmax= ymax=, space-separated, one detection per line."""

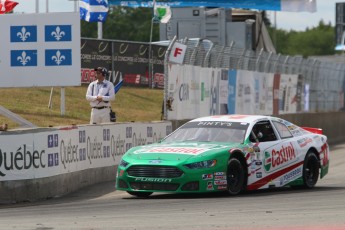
xmin=80 ymin=0 xmax=109 ymax=23
xmin=11 ymin=50 xmax=37 ymax=67
xmin=45 ymin=25 xmax=72 ymax=42
xmin=10 ymin=26 xmax=37 ymax=42
xmin=114 ymin=73 xmax=123 ymax=94
xmin=45 ymin=49 xmax=72 ymax=66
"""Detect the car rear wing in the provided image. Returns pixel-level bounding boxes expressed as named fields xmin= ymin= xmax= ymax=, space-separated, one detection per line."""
xmin=301 ymin=127 xmax=323 ymax=134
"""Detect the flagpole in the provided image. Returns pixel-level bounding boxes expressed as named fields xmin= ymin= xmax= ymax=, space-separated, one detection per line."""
xmin=35 ymin=0 xmax=39 ymax=13
xmin=98 ymin=22 xmax=103 ymax=39
xmin=149 ymin=0 xmax=156 ymax=88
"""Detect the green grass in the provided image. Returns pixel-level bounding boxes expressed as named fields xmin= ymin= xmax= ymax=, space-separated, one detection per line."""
xmin=0 ymin=85 xmax=163 ymax=129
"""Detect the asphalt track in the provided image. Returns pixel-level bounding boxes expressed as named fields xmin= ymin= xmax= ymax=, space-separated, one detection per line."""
xmin=0 ymin=144 xmax=344 ymax=230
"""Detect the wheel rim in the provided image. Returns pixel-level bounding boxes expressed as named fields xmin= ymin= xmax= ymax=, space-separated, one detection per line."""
xmin=228 ymin=167 xmax=240 ymax=187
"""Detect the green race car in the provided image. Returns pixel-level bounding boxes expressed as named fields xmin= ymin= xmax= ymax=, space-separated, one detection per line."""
xmin=116 ymin=115 xmax=329 ymax=197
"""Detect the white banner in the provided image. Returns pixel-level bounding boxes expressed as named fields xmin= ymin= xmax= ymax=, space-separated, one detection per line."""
xmin=231 ymin=70 xmax=298 ymax=115
xmin=167 ymin=65 xmax=224 ymax=120
xmin=234 ymin=70 xmax=274 ymax=115
xmin=278 ymin=74 xmax=299 ymax=114
xmin=0 ymin=12 xmax=81 ymax=87
xmin=167 ymin=66 xmax=300 ymax=119
xmin=0 ymin=122 xmax=171 ymax=181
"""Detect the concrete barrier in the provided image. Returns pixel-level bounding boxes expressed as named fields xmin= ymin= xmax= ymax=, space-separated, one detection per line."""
xmin=0 ymin=121 xmax=172 ymax=203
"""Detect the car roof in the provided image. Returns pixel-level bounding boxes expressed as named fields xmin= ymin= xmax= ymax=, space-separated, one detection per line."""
xmin=190 ymin=115 xmax=272 ymax=124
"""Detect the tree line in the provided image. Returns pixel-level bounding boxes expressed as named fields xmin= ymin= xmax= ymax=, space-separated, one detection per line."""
xmin=81 ymin=7 xmax=337 ymax=57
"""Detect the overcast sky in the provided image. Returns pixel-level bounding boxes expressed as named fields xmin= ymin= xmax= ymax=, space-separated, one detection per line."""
xmin=13 ymin=0 xmax=341 ymax=31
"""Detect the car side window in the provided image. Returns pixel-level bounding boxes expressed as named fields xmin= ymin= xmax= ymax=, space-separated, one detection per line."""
xmin=250 ymin=120 xmax=278 ymax=142
xmin=272 ymin=121 xmax=293 ymax=139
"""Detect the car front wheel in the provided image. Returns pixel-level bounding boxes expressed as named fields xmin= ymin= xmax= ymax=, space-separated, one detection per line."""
xmin=302 ymin=151 xmax=320 ymax=188
xmin=227 ymin=158 xmax=245 ymax=195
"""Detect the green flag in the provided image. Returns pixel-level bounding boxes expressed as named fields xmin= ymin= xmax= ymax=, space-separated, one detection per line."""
xmin=154 ymin=5 xmax=171 ymax=23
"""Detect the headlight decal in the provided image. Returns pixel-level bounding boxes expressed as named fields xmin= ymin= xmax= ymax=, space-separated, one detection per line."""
xmin=119 ymin=159 xmax=129 ymax=167
xmin=184 ymin=159 xmax=217 ymax=169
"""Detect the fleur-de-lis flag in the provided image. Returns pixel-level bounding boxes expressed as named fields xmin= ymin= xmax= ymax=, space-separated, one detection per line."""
xmin=0 ymin=0 xmax=18 ymax=14
xmin=80 ymin=0 xmax=109 ymax=23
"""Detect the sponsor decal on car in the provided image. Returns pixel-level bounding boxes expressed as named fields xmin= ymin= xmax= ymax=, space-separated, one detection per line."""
xmin=202 ymin=174 xmax=213 ymax=180
xmin=217 ymin=185 xmax=227 ymax=190
xmin=214 ymin=180 xmax=227 ymax=185
xmin=148 ymin=160 xmax=162 ymax=164
xmin=320 ymin=143 xmax=329 ymax=166
xmin=207 ymin=181 xmax=214 ymax=190
xmin=135 ymin=147 xmax=208 ymax=155
xmin=264 ymin=142 xmax=296 ymax=172
xmin=214 ymin=175 xmax=226 ymax=180
xmin=255 ymin=161 xmax=262 ymax=166
xmin=256 ymin=172 xmax=262 ymax=178
xmin=279 ymin=166 xmax=302 ymax=186
xmin=297 ymin=137 xmax=313 ymax=148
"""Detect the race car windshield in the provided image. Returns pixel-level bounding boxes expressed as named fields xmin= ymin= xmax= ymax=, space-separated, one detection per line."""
xmin=163 ymin=121 xmax=249 ymax=143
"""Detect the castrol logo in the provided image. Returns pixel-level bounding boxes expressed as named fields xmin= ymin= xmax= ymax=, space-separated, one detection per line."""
xmin=264 ymin=143 xmax=296 ymax=171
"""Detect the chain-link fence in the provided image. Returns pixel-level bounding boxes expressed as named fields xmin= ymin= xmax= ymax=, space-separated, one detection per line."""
xmin=176 ymin=38 xmax=345 ymax=113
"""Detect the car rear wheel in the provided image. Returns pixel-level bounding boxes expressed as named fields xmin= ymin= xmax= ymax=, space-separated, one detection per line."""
xmin=302 ymin=151 xmax=320 ymax=188
xmin=227 ymin=158 xmax=245 ymax=195
xmin=127 ymin=191 xmax=153 ymax=198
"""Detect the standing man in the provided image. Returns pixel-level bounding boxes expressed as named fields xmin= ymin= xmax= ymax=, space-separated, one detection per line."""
xmin=86 ymin=67 xmax=115 ymax=124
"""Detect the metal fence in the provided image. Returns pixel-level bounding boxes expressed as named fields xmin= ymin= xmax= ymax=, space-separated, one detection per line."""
xmin=176 ymin=38 xmax=345 ymax=113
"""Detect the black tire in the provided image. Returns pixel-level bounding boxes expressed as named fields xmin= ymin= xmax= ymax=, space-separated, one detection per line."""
xmin=227 ymin=158 xmax=245 ymax=195
xmin=127 ymin=191 xmax=153 ymax=198
xmin=302 ymin=151 xmax=320 ymax=189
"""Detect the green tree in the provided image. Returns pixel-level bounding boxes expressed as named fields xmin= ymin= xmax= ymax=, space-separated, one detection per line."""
xmin=268 ymin=20 xmax=336 ymax=57
xmin=81 ymin=6 xmax=159 ymax=42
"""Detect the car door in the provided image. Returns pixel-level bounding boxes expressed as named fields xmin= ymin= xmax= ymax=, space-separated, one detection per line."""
xmin=247 ymin=120 xmax=282 ymax=188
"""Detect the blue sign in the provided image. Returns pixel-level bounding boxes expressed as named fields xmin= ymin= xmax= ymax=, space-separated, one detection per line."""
xmin=11 ymin=50 xmax=37 ymax=67
xmin=10 ymin=26 xmax=37 ymax=42
xmin=108 ymin=0 xmax=281 ymax=9
xmin=108 ymin=0 xmax=316 ymax=12
xmin=227 ymin=70 xmax=237 ymax=114
xmin=45 ymin=25 xmax=72 ymax=42
xmin=45 ymin=49 xmax=72 ymax=66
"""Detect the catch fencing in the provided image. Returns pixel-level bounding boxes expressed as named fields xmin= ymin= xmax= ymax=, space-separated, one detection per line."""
xmin=171 ymin=38 xmax=345 ymax=113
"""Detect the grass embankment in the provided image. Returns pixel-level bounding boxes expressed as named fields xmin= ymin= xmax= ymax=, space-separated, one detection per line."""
xmin=0 ymin=86 xmax=163 ymax=130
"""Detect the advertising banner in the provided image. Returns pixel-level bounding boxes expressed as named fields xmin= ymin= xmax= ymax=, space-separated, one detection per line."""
xmin=167 ymin=65 xmax=224 ymax=120
xmin=0 ymin=122 xmax=172 ymax=181
xmin=228 ymin=70 xmax=300 ymax=115
xmin=80 ymin=38 xmax=166 ymax=88
xmin=0 ymin=12 xmax=81 ymax=87
xmin=278 ymin=73 xmax=299 ymax=114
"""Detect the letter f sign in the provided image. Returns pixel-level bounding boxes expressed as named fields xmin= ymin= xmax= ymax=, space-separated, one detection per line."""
xmin=174 ymin=48 xmax=182 ymax=57
xmin=169 ymin=43 xmax=187 ymax=64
